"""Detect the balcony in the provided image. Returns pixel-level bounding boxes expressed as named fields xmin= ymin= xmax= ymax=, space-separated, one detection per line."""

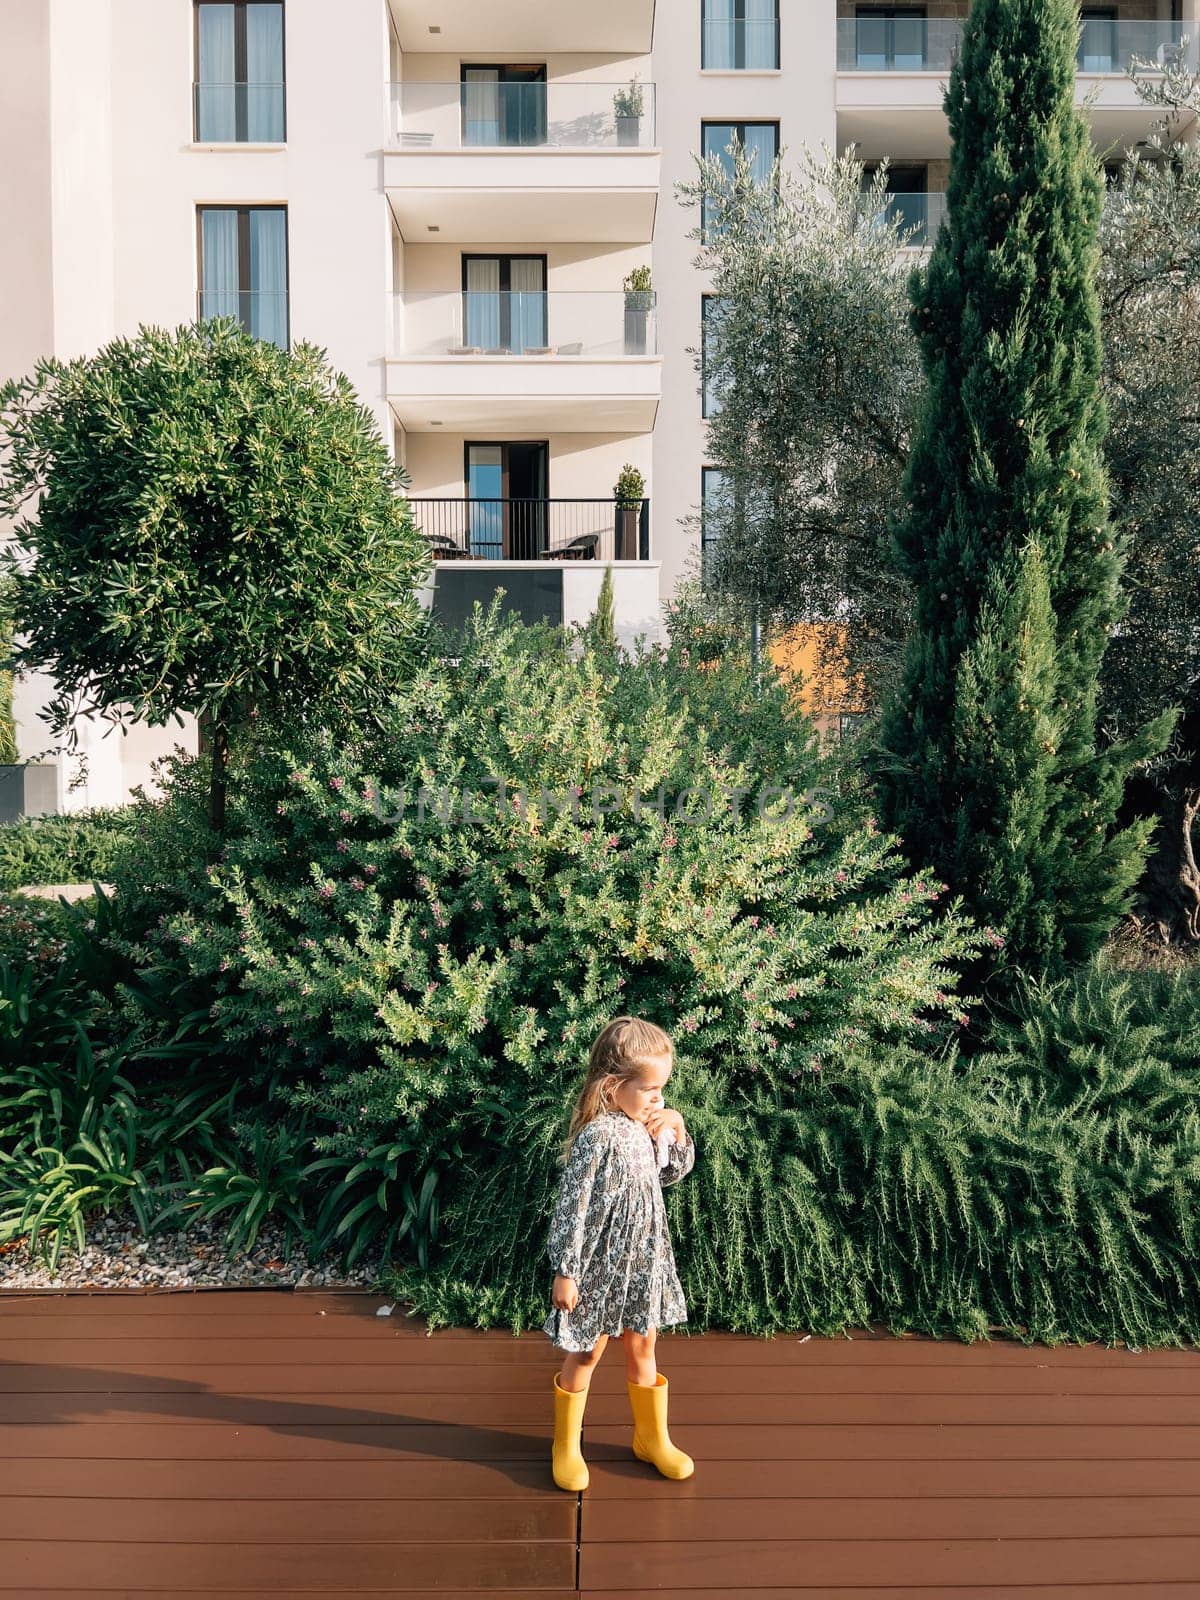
xmin=410 ymin=497 xmax=650 ymax=562
xmin=837 ymin=14 xmax=1197 ymax=156
xmin=384 ymin=80 xmax=659 ymax=243
xmin=387 ymin=291 xmax=661 ymax=431
xmin=878 ymin=190 xmax=947 ymax=249
xmin=386 ymin=0 xmax=654 ymax=54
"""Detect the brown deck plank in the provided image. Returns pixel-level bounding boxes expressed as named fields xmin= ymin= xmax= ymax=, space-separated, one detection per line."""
xmin=582 ymin=1493 xmax=1200 ymax=1540
xmin=6 ymin=1419 xmax=1200 ymax=1460
xmin=0 ymin=1496 xmax=574 ymax=1542
xmin=5 ymin=1455 xmax=1198 ymax=1501
xmin=0 ymin=1540 xmax=575 ymax=1590
xmin=6 ymin=1386 xmax=1200 ymax=1427
xmin=6 ymin=1349 xmax=1200 ymax=1395
xmin=579 ymin=1536 xmax=1200 ymax=1588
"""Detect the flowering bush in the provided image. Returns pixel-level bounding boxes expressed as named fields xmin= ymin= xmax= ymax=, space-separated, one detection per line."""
xmin=96 ymin=605 xmax=984 ymax=1264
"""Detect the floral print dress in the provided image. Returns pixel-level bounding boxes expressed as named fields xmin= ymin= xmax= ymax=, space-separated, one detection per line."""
xmin=543 ymin=1108 xmax=696 ymax=1353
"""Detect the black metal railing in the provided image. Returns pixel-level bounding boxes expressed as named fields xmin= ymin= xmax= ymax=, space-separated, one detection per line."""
xmin=408 ymin=498 xmax=650 ymax=562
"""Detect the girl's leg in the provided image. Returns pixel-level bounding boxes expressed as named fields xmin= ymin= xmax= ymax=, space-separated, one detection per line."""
xmin=559 ymin=1333 xmax=609 ymax=1393
xmin=623 ymin=1327 xmax=657 ymax=1387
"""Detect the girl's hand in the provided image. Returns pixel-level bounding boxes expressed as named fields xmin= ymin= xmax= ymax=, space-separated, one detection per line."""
xmin=646 ymin=1107 xmax=687 ymax=1146
xmin=553 ymin=1274 xmax=579 ymax=1312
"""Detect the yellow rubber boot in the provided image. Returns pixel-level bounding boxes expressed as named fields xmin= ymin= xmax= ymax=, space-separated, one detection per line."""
xmin=627 ymin=1372 xmax=695 ymax=1480
xmin=552 ymin=1372 xmax=590 ymax=1492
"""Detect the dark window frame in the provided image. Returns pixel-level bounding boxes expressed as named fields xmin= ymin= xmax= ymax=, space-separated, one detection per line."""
xmin=700 ymin=0 xmax=781 ymax=70
xmin=700 ymin=119 xmax=780 ymax=241
xmin=193 ymin=1 xmax=287 ymax=143
xmin=196 ymin=203 xmax=290 ymax=349
xmin=463 ymin=440 xmax=551 ymax=560
xmin=701 ymin=294 xmax=727 ymax=420
xmin=460 ymin=253 xmax=550 ymax=352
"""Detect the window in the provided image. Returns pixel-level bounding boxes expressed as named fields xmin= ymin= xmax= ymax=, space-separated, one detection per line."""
xmin=701 ymin=467 xmax=729 ymax=570
xmin=460 ymin=65 xmax=547 ymax=147
xmin=462 ymin=256 xmax=547 ymax=353
xmin=1078 ymin=6 xmax=1117 ymax=72
xmin=701 ymin=295 xmax=728 ymax=419
xmin=701 ymin=121 xmax=779 ymax=239
xmin=702 ymin=0 xmax=780 ymax=70
xmin=198 ymin=206 xmax=289 ymax=349
xmin=194 ymin=3 xmax=285 ymax=142
xmin=854 ymin=6 xmax=927 ymax=71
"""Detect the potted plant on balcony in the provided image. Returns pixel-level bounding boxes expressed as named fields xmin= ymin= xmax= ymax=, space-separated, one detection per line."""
xmin=613 ymin=462 xmax=645 ymax=561
xmin=613 ymin=77 xmax=644 ymax=146
xmin=623 ymin=266 xmax=653 ymax=356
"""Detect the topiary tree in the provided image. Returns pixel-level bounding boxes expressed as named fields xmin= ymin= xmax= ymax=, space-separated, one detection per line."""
xmin=0 ymin=319 xmax=429 ymax=833
xmin=870 ymin=0 xmax=1176 ymax=991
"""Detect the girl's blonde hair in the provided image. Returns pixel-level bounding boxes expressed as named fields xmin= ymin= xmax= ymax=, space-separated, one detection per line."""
xmin=560 ymin=1015 xmax=675 ymax=1163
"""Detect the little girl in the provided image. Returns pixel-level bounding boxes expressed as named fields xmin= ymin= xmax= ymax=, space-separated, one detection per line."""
xmin=544 ymin=1015 xmax=696 ymax=1493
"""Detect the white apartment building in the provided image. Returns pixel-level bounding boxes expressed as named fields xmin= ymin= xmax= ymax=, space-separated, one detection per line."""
xmin=0 ymin=0 xmax=1193 ymax=810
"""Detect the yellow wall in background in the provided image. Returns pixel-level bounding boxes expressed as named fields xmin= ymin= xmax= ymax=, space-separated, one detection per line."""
xmin=767 ymin=623 xmax=866 ymax=733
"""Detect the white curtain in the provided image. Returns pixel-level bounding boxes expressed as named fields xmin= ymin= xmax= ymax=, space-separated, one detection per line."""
xmin=246 ymin=3 xmax=285 ymax=140
xmin=197 ymin=4 xmax=236 ymax=140
xmin=462 ymin=69 xmax=500 ymax=146
xmin=249 ymin=208 xmax=288 ymax=347
xmin=465 ymin=257 xmax=501 ymax=349
xmin=200 ymin=208 xmax=239 ymax=322
xmin=704 ymin=0 xmax=777 ymax=69
xmin=509 ymin=257 xmax=546 ymax=352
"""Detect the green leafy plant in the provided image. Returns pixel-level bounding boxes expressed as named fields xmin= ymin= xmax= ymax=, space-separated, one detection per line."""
xmin=622 ymin=265 xmax=653 ymax=302
xmin=614 ymin=463 xmax=645 ymax=503
xmin=0 ymin=810 xmax=135 ymax=889
xmin=613 ymin=77 xmax=644 ymax=119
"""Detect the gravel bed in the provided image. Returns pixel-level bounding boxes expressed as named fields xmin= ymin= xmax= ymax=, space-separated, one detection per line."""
xmin=0 ymin=1210 xmax=384 ymax=1292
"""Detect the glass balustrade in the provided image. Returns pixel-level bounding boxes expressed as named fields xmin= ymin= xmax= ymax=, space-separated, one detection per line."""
xmin=392 ymin=80 xmax=656 ymax=149
xmin=392 ymin=291 xmax=658 ymax=358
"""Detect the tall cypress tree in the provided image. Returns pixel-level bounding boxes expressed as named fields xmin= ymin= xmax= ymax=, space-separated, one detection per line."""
xmin=872 ymin=0 xmax=1176 ymax=985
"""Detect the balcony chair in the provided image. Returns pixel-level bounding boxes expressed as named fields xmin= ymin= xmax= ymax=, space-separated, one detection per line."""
xmin=427 ymin=532 xmax=471 ymax=560
xmin=447 ymin=345 xmax=482 ymax=355
xmin=552 ymin=532 xmax=600 ymax=560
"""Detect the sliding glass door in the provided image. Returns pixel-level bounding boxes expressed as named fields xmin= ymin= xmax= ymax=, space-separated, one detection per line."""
xmin=460 ymin=65 xmax=547 ymax=147
xmin=462 ymin=256 xmax=547 ymax=353
xmin=466 ymin=442 xmax=549 ymax=559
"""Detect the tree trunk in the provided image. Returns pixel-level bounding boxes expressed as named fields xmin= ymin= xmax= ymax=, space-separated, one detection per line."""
xmin=1178 ymin=786 xmax=1200 ymax=943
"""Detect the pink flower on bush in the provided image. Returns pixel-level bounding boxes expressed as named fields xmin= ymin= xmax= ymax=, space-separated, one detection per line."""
xmin=835 ymin=870 xmax=847 ymax=882
xmin=336 ymin=839 xmax=349 ymax=853
xmin=350 ymin=877 xmax=366 ymax=891
xmin=365 ymin=864 xmax=378 ymax=877
xmin=339 ymin=810 xmax=352 ymax=824
xmin=329 ymin=777 xmax=345 ymax=792
xmin=747 ymin=914 xmax=760 ymax=927
xmin=317 ymin=883 xmax=335 ymax=900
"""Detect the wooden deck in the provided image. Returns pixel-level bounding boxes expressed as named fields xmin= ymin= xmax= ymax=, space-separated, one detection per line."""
xmin=1 ymin=1289 xmax=1199 ymax=1597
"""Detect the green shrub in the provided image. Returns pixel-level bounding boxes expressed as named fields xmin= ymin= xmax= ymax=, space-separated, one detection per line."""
xmin=100 ymin=605 xmax=984 ymax=1264
xmin=0 ymin=809 xmax=136 ymax=890
xmin=391 ymin=958 xmax=1200 ymax=1346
